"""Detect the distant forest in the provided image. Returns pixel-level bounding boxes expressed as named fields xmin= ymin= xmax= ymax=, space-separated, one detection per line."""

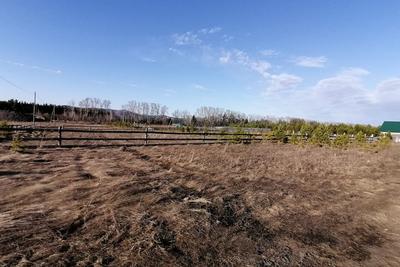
xmin=0 ymin=98 xmax=380 ymax=136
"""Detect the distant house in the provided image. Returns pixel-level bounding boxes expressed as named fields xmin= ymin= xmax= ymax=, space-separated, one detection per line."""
xmin=380 ymin=121 xmax=400 ymax=143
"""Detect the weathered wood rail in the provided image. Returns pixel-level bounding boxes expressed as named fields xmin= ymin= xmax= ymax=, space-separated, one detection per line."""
xmin=0 ymin=126 xmax=267 ymax=147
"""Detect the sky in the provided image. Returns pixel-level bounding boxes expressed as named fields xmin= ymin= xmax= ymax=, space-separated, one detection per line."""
xmin=1 ymin=0 xmax=400 ymax=125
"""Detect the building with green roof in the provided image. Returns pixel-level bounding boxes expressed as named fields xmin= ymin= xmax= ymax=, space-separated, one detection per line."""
xmin=380 ymin=121 xmax=400 ymax=143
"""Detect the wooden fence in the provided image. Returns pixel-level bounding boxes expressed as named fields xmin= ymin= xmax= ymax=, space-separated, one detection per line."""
xmin=0 ymin=126 xmax=266 ymax=147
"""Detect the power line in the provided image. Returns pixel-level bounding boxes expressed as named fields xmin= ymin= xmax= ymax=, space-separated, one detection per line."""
xmin=0 ymin=74 xmax=32 ymax=95
xmin=0 ymin=74 xmax=46 ymax=104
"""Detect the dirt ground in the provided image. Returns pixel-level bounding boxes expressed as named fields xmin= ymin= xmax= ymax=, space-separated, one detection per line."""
xmin=0 ymin=143 xmax=399 ymax=266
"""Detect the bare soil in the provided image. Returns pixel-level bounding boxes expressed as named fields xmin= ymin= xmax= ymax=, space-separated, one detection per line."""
xmin=0 ymin=143 xmax=399 ymax=266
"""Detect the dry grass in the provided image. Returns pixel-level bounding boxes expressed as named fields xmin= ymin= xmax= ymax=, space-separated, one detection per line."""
xmin=0 ymin=143 xmax=399 ymax=266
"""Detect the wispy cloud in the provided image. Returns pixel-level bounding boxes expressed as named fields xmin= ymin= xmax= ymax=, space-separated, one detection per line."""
xmin=199 ymin=27 xmax=222 ymax=34
xmin=310 ymin=68 xmax=369 ymax=107
xmin=91 ymin=80 xmax=107 ymax=85
xmin=222 ymin=34 xmax=234 ymax=42
xmin=219 ymin=49 xmax=302 ymax=93
xmin=266 ymin=73 xmax=303 ymax=93
xmin=168 ymin=47 xmax=184 ymax=56
xmin=0 ymin=59 xmax=62 ymax=74
xmin=260 ymin=49 xmax=279 ymax=57
xmin=172 ymin=32 xmax=202 ymax=46
xmin=193 ymin=83 xmax=208 ymax=91
xmin=283 ymin=67 xmax=400 ymax=123
xmin=140 ymin=57 xmax=157 ymax=63
xmin=219 ymin=49 xmax=271 ymax=77
xmin=163 ymin=88 xmax=176 ymax=96
xmin=121 ymin=82 xmax=137 ymax=88
xmin=293 ymin=56 xmax=327 ymax=68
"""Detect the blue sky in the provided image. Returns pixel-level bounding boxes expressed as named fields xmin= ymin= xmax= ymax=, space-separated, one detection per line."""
xmin=1 ymin=0 xmax=400 ymax=125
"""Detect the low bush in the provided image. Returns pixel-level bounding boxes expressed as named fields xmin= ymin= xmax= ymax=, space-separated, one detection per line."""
xmin=272 ymin=125 xmax=287 ymax=143
xmin=333 ymin=134 xmax=350 ymax=148
xmin=378 ymin=133 xmax=392 ymax=147
xmin=0 ymin=121 xmax=12 ymax=140
xmin=11 ymin=134 xmax=24 ymax=152
xmin=355 ymin=131 xmax=367 ymax=145
xmin=230 ymin=127 xmax=246 ymax=144
xmin=290 ymin=134 xmax=301 ymax=145
xmin=310 ymin=125 xmax=330 ymax=146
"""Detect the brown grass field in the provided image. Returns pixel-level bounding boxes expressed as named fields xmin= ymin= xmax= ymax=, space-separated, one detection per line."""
xmin=0 ymin=143 xmax=400 ymax=266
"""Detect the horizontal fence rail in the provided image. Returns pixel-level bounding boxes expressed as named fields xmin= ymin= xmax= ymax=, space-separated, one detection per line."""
xmin=0 ymin=126 xmax=267 ymax=148
xmin=0 ymin=127 xmax=264 ymax=136
xmin=0 ymin=125 xmax=379 ymax=148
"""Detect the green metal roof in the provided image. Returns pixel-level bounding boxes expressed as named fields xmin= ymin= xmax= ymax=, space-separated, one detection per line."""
xmin=380 ymin=121 xmax=400 ymax=133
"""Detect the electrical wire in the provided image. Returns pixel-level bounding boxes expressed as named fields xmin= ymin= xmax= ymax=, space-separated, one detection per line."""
xmin=0 ymin=74 xmax=32 ymax=95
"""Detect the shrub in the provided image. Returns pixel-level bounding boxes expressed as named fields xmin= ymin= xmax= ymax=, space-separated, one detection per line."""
xmin=230 ymin=127 xmax=246 ymax=144
xmin=333 ymin=133 xmax=350 ymax=148
xmin=0 ymin=121 xmax=11 ymax=140
xmin=310 ymin=125 xmax=330 ymax=146
xmin=0 ymin=120 xmax=8 ymax=128
xmin=11 ymin=134 xmax=24 ymax=152
xmin=378 ymin=133 xmax=392 ymax=147
xmin=355 ymin=131 xmax=367 ymax=145
xmin=272 ymin=125 xmax=287 ymax=143
xmin=290 ymin=134 xmax=301 ymax=145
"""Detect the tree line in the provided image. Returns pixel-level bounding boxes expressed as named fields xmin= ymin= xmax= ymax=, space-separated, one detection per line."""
xmin=0 ymin=98 xmax=380 ymax=138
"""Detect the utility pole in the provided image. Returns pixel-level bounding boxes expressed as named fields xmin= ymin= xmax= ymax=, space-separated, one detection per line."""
xmin=32 ymin=91 xmax=36 ymax=127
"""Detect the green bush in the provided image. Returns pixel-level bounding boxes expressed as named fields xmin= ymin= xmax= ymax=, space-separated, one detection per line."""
xmin=378 ymin=133 xmax=392 ymax=147
xmin=272 ymin=125 xmax=287 ymax=143
xmin=355 ymin=131 xmax=367 ymax=145
xmin=0 ymin=121 xmax=11 ymax=140
xmin=230 ymin=127 xmax=246 ymax=144
xmin=333 ymin=134 xmax=350 ymax=148
xmin=11 ymin=134 xmax=24 ymax=152
xmin=310 ymin=125 xmax=330 ymax=146
xmin=290 ymin=134 xmax=301 ymax=145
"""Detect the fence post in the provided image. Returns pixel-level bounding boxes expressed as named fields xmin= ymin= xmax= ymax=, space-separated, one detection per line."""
xmin=203 ymin=131 xmax=205 ymax=143
xmin=145 ymin=127 xmax=148 ymax=145
xmin=58 ymin=126 xmax=62 ymax=147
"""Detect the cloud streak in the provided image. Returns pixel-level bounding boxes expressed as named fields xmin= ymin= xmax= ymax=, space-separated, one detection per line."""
xmin=140 ymin=57 xmax=157 ymax=63
xmin=293 ymin=56 xmax=327 ymax=68
xmin=193 ymin=83 xmax=208 ymax=91
xmin=219 ymin=49 xmax=302 ymax=93
xmin=199 ymin=27 xmax=222 ymax=34
xmin=266 ymin=68 xmax=400 ymax=124
xmin=0 ymin=59 xmax=62 ymax=74
xmin=172 ymin=32 xmax=202 ymax=46
xmin=260 ymin=49 xmax=279 ymax=57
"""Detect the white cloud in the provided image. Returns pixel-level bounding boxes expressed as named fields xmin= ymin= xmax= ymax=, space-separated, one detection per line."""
xmin=122 ymin=82 xmax=137 ymax=88
xmin=294 ymin=56 xmax=327 ymax=68
xmin=222 ymin=34 xmax=234 ymax=42
xmin=168 ymin=47 xmax=184 ymax=56
xmin=260 ymin=49 xmax=279 ymax=56
xmin=193 ymin=83 xmax=208 ymax=91
xmin=373 ymin=78 xmax=400 ymax=104
xmin=274 ymin=68 xmax=400 ymax=124
xmin=266 ymin=73 xmax=303 ymax=93
xmin=219 ymin=49 xmax=301 ymax=93
xmin=219 ymin=51 xmax=232 ymax=64
xmin=219 ymin=49 xmax=271 ymax=77
xmin=199 ymin=27 xmax=222 ymax=34
xmin=140 ymin=57 xmax=156 ymax=63
xmin=92 ymin=80 xmax=106 ymax=85
xmin=163 ymin=89 xmax=176 ymax=96
xmin=310 ymin=68 xmax=370 ymax=108
xmin=172 ymin=32 xmax=202 ymax=46
xmin=0 ymin=59 xmax=62 ymax=74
